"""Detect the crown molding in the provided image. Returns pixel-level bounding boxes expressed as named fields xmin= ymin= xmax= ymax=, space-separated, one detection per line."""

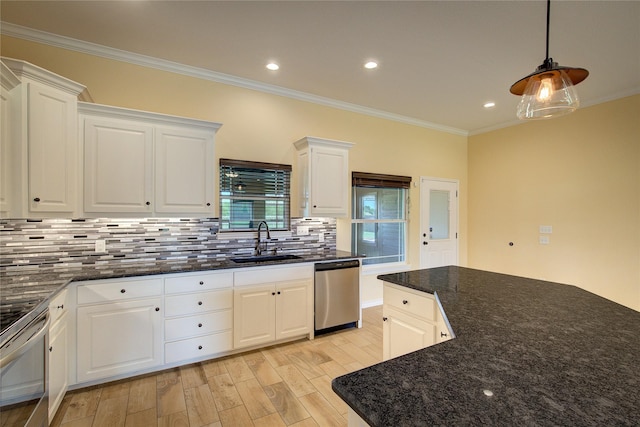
xmin=78 ymin=101 xmax=222 ymax=131
xmin=1 ymin=22 xmax=468 ymax=137
xmin=0 ymin=61 xmax=20 ymax=90
xmin=1 ymin=55 xmax=86 ymax=96
xmin=294 ymin=136 xmax=355 ymax=151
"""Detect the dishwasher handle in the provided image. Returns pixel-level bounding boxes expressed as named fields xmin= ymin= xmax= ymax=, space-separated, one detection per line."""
xmin=315 ymin=260 xmax=360 ymax=272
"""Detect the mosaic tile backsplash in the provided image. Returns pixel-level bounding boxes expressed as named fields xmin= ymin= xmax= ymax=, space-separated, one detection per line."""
xmin=0 ymin=216 xmax=336 ymax=296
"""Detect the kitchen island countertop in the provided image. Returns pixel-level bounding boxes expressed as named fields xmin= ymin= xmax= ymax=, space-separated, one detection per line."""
xmin=332 ymin=266 xmax=640 ymax=426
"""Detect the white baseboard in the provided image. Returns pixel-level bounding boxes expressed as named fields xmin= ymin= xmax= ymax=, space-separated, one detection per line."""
xmin=361 ymin=299 xmax=383 ymax=309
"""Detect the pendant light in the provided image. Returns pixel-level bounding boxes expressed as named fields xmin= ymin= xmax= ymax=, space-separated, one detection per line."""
xmin=510 ymin=0 xmax=588 ymax=120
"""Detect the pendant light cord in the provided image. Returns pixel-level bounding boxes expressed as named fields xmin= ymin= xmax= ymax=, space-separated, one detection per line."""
xmin=545 ymin=0 xmax=551 ymax=61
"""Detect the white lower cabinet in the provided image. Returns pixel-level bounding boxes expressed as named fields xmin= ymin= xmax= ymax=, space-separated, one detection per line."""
xmin=276 ymin=280 xmax=313 ymax=340
xmin=48 ymin=290 xmax=69 ymax=422
xmin=382 ymin=282 xmax=451 ymax=360
xmin=233 ymin=284 xmax=276 ymax=348
xmin=70 ymin=265 xmax=314 ymax=389
xmin=234 ymin=265 xmax=313 ymax=350
xmin=76 ymin=278 xmax=163 ymax=383
xmin=163 ymin=271 xmax=233 ymax=364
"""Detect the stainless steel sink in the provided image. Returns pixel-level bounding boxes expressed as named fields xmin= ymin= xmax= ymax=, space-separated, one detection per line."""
xmin=230 ymin=254 xmax=302 ymax=263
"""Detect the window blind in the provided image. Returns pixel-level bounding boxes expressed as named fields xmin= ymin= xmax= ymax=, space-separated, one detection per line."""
xmin=219 ymin=159 xmax=292 ymax=231
xmin=352 ymin=172 xmax=412 ymax=189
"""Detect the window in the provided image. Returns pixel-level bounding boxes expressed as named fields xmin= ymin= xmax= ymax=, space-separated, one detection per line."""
xmin=219 ymin=159 xmax=291 ymax=232
xmin=351 ymin=172 xmax=411 ymax=266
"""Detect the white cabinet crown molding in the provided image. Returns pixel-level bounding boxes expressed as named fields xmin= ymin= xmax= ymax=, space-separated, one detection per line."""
xmin=0 ymin=60 xmax=21 ymax=90
xmin=293 ymin=136 xmax=355 ymax=151
xmin=78 ymin=102 xmax=222 ymax=132
xmin=1 ymin=57 xmax=85 ymax=96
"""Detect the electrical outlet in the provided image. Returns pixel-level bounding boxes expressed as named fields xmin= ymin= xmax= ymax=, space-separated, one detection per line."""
xmin=318 ymin=232 xmax=325 ymax=242
xmin=539 ymin=235 xmax=550 ymax=245
xmin=297 ymin=226 xmax=309 ymax=236
xmin=95 ymin=239 xmax=106 ymax=253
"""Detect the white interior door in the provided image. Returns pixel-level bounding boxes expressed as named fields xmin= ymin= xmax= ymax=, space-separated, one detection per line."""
xmin=420 ymin=177 xmax=459 ymax=268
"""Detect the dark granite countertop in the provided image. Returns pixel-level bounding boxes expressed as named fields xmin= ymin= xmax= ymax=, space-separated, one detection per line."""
xmin=332 ymin=266 xmax=640 ymax=426
xmin=0 ymin=250 xmax=359 ymax=339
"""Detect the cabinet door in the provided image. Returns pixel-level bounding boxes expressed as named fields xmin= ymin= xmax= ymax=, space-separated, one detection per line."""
xmin=77 ymin=298 xmax=163 ymax=383
xmin=296 ymin=149 xmax=310 ymax=216
xmin=83 ymin=117 xmax=153 ymax=213
xmin=383 ymin=306 xmax=436 ymax=360
xmin=155 ymin=126 xmax=214 ymax=213
xmin=48 ymin=315 xmax=68 ymax=422
xmin=0 ymin=85 xmax=13 ymax=214
xmin=233 ymin=285 xmax=276 ymax=349
xmin=27 ymin=82 xmax=77 ymax=213
xmin=276 ymin=280 xmax=312 ymax=340
xmin=309 ymin=145 xmax=349 ymax=217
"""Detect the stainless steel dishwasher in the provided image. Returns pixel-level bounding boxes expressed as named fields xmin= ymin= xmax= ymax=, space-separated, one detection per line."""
xmin=314 ymin=260 xmax=360 ymax=333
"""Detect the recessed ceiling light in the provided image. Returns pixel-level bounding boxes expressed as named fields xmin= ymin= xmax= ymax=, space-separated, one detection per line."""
xmin=266 ymin=62 xmax=279 ymax=71
xmin=483 ymin=102 xmax=496 ymax=108
xmin=364 ymin=61 xmax=378 ymax=69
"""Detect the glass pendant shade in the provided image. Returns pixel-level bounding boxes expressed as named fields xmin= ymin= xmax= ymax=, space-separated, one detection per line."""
xmin=510 ymin=0 xmax=588 ymax=120
xmin=515 ymin=68 xmax=580 ymax=120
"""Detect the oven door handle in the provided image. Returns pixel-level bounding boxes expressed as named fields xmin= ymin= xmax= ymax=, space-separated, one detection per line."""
xmin=0 ymin=310 xmax=50 ymax=369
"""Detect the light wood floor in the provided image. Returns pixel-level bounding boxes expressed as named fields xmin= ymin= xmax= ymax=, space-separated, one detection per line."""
xmin=51 ymin=306 xmax=383 ymax=427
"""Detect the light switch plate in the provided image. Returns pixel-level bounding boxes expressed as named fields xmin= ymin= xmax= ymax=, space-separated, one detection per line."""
xmin=297 ymin=226 xmax=309 ymax=236
xmin=539 ymin=225 xmax=553 ymax=234
xmin=318 ymin=232 xmax=325 ymax=242
xmin=539 ymin=235 xmax=550 ymax=245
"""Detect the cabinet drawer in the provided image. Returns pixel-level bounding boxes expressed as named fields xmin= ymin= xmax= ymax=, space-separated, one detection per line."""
xmin=77 ymin=278 xmax=162 ymax=305
xmin=165 ymin=331 xmax=233 ymax=364
xmin=165 ymin=272 xmax=233 ymax=294
xmin=165 ymin=289 xmax=232 ymax=317
xmin=165 ymin=310 xmax=232 ymax=341
xmin=49 ymin=289 xmax=68 ymax=325
xmin=383 ymin=283 xmax=436 ymax=321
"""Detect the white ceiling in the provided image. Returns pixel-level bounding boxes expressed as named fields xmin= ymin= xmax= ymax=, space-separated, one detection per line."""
xmin=1 ymin=1 xmax=639 ymax=134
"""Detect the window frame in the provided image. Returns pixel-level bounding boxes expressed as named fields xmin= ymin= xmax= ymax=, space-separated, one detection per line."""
xmin=219 ymin=158 xmax=292 ymax=232
xmin=351 ymin=172 xmax=411 ymax=267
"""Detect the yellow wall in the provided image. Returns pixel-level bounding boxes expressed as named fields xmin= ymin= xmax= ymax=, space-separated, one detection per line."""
xmin=1 ymin=36 xmax=468 ymax=304
xmin=5 ymin=35 xmax=637 ymax=311
xmin=468 ymin=95 xmax=640 ymax=311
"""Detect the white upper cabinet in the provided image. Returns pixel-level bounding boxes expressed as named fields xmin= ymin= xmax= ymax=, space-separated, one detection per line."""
xmin=79 ymin=103 xmax=220 ymax=216
xmin=0 ymin=61 xmax=20 ymax=216
xmin=294 ymin=136 xmax=354 ymax=218
xmin=83 ymin=115 xmax=154 ymax=213
xmin=2 ymin=58 xmax=86 ymax=217
xmin=155 ymin=126 xmax=214 ymax=213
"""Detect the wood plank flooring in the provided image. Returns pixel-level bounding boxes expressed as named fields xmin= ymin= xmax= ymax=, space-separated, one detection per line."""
xmin=51 ymin=306 xmax=382 ymax=427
